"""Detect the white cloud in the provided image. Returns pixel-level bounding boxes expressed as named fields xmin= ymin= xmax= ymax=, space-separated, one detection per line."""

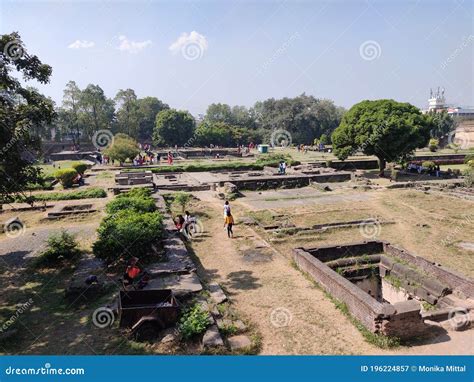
xmin=118 ymin=35 xmax=152 ymax=54
xmin=169 ymin=31 xmax=208 ymax=60
xmin=68 ymin=40 xmax=95 ymax=49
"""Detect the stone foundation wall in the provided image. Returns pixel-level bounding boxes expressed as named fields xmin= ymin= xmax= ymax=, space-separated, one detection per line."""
xmin=293 ymin=249 xmax=393 ymax=332
xmin=293 ymin=240 xmax=474 ymax=339
xmin=219 ymin=172 xmax=351 ymax=190
xmin=383 ymin=243 xmax=474 ymax=298
xmin=304 ymin=241 xmax=384 ymax=263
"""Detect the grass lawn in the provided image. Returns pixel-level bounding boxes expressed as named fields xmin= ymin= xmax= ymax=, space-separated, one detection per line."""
xmin=37 ymin=160 xmax=89 ymax=178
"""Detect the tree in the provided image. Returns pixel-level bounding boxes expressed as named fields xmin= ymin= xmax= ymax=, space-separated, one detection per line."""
xmin=115 ymin=89 xmax=139 ymax=138
xmin=103 ymin=133 xmax=140 ymax=164
xmin=331 ymin=99 xmax=433 ymax=176
xmin=60 ymin=81 xmax=83 ymax=145
xmin=79 ymin=84 xmax=115 ymax=137
xmin=0 ymin=32 xmax=55 ymax=202
xmin=153 ymin=109 xmax=195 ymax=147
xmin=136 ymin=97 xmax=169 ymax=141
xmin=253 ymin=94 xmax=344 ymax=145
xmin=429 ymin=111 xmax=457 ymax=140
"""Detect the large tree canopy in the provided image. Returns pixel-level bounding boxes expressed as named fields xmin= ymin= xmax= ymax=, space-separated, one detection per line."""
xmin=254 ymin=94 xmax=345 ymax=145
xmin=331 ymin=99 xmax=433 ymax=175
xmin=137 ymin=97 xmax=169 ymax=141
xmin=0 ymin=32 xmax=55 ymax=201
xmin=153 ymin=109 xmax=195 ymax=147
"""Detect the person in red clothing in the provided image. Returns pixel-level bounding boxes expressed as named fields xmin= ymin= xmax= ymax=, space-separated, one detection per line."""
xmin=167 ymin=151 xmax=173 ymax=165
xmin=123 ymin=257 xmax=149 ymax=289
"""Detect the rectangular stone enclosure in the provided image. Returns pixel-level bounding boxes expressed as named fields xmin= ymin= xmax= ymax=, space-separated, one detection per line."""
xmin=293 ymin=241 xmax=474 ymax=339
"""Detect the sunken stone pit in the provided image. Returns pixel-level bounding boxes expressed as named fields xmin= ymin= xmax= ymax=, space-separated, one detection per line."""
xmin=293 ymin=240 xmax=474 ymax=339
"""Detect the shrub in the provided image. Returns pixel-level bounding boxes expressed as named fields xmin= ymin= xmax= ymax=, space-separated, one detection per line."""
xmin=179 ymin=304 xmax=210 ymax=340
xmin=34 ymin=230 xmax=81 ymax=267
xmin=325 ymin=160 xmax=333 ymax=168
xmin=106 ymin=197 xmax=156 ymax=214
xmin=464 ymin=153 xmax=474 ymax=164
xmin=422 ymin=161 xmax=436 ymax=172
xmin=464 ymin=168 xmax=474 ymax=187
xmin=93 ymin=210 xmax=164 ymax=263
xmin=391 ymin=168 xmax=399 ymax=181
xmin=428 ymin=138 xmax=439 ymax=152
xmin=117 ymin=188 xmax=152 ymax=199
xmin=54 ymin=168 xmax=78 ymax=188
xmin=71 ymin=162 xmax=88 ymax=175
xmin=174 ymin=192 xmax=192 ymax=213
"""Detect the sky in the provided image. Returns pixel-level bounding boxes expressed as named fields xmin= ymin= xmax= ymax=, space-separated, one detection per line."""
xmin=1 ymin=0 xmax=473 ymax=116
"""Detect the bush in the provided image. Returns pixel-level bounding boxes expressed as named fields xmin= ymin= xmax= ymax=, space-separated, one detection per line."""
xmin=54 ymin=168 xmax=78 ymax=188
xmin=93 ymin=210 xmax=164 ymax=263
xmin=325 ymin=160 xmax=333 ymax=168
xmin=422 ymin=161 xmax=436 ymax=172
xmin=391 ymin=168 xmax=399 ymax=181
xmin=179 ymin=304 xmax=210 ymax=340
xmin=34 ymin=230 xmax=81 ymax=267
xmin=117 ymin=188 xmax=152 ymax=199
xmin=71 ymin=162 xmax=88 ymax=175
xmin=106 ymin=197 xmax=156 ymax=214
xmin=428 ymin=138 xmax=439 ymax=152
xmin=464 ymin=168 xmax=474 ymax=187
xmin=464 ymin=153 xmax=474 ymax=164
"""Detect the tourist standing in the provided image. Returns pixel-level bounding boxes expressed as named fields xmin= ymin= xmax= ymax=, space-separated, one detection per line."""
xmin=224 ymin=211 xmax=234 ymax=238
xmin=167 ymin=151 xmax=173 ymax=165
xmin=223 ymin=200 xmax=231 ymax=218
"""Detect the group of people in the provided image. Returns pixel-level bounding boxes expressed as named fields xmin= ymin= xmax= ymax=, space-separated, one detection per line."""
xmin=133 ymin=152 xmax=159 ymax=166
xmin=407 ymin=162 xmax=442 ymax=177
xmin=175 ymin=210 xmax=198 ymax=237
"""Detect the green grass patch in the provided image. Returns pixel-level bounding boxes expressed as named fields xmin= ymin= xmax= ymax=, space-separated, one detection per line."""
xmin=15 ymin=187 xmax=107 ymax=202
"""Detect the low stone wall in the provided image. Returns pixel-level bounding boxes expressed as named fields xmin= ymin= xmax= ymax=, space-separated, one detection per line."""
xmin=293 ymin=248 xmax=393 ymax=332
xmin=329 ymin=159 xmax=379 ymax=170
xmin=383 ymin=242 xmax=474 ymax=299
xmin=218 ymin=172 xmax=351 ymax=190
xmin=293 ymin=240 xmax=474 ymax=339
xmin=304 ymin=241 xmax=384 ymax=263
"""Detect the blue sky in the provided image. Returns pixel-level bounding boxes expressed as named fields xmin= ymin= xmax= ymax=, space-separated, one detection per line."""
xmin=1 ymin=0 xmax=473 ymax=115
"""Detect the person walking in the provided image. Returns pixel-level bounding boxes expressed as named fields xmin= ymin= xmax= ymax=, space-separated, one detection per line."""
xmin=223 ymin=200 xmax=231 ymax=218
xmin=224 ymin=211 xmax=234 ymax=238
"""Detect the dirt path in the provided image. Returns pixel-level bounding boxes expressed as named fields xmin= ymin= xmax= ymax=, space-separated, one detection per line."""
xmin=190 ymin=194 xmax=385 ymax=355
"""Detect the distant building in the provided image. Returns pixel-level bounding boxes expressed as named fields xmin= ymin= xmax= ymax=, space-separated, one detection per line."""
xmin=423 ymin=87 xmax=474 ymax=148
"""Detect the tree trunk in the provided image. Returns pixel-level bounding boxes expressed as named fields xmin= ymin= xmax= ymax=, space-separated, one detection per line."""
xmin=377 ymin=156 xmax=386 ymax=177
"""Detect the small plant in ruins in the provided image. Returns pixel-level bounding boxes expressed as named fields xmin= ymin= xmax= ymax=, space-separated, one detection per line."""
xmin=173 ymin=192 xmax=192 ymax=213
xmin=179 ymin=304 xmax=210 ymax=340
